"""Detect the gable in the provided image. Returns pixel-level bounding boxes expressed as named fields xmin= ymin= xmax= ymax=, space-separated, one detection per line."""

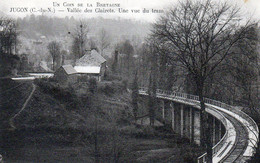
xmin=76 ymin=50 xmax=106 ymax=66
xmin=62 ymin=65 xmax=77 ymax=74
xmin=55 ymin=65 xmax=77 ymax=75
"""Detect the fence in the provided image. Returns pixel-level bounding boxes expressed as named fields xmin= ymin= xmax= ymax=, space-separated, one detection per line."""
xmin=139 ymin=87 xmax=259 ymax=162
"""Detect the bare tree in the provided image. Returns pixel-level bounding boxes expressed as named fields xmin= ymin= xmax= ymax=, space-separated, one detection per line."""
xmin=148 ymin=44 xmax=158 ymax=126
xmin=151 ymin=0 xmax=255 ymax=162
xmin=47 ymin=41 xmax=61 ymax=71
xmin=98 ymin=28 xmax=111 ymax=56
xmin=137 ymin=43 xmax=151 ymax=86
xmin=89 ymin=38 xmax=98 ymax=51
xmin=231 ymin=25 xmax=259 ymax=110
xmin=117 ymin=40 xmax=135 ymax=77
xmin=131 ymin=70 xmax=139 ymax=121
xmin=0 ymin=17 xmax=18 ymax=55
xmin=111 ymin=50 xmax=119 ymax=74
xmin=71 ymin=21 xmax=89 ymax=63
xmin=0 ymin=18 xmax=18 ymax=55
xmin=0 ymin=17 xmax=19 ymax=76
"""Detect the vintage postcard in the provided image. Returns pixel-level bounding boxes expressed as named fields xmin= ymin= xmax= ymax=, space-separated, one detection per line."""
xmin=0 ymin=0 xmax=259 ymax=162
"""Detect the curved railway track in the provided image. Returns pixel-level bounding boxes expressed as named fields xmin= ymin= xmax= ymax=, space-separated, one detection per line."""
xmin=138 ymin=87 xmax=259 ymax=162
xmin=220 ymin=111 xmax=248 ymax=163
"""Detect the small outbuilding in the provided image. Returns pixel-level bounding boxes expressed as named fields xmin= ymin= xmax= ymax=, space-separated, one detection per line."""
xmin=54 ymin=65 xmax=77 ymax=85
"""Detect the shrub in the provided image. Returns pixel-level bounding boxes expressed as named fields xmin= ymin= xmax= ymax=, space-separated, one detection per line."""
xmin=98 ymin=81 xmax=126 ymax=96
xmin=77 ymin=75 xmax=89 ymax=82
xmin=120 ymin=125 xmax=157 ymax=138
xmin=119 ymin=125 xmax=143 ymax=136
xmin=88 ymin=78 xmax=97 ymax=94
xmin=181 ymin=148 xmax=197 ymax=163
xmin=103 ymin=83 xmax=115 ymax=95
xmin=142 ymin=126 xmax=155 ymax=137
xmin=34 ymin=78 xmax=79 ymax=110
xmin=104 ymin=72 xmax=122 ymax=81
xmin=122 ymin=80 xmax=128 ymax=90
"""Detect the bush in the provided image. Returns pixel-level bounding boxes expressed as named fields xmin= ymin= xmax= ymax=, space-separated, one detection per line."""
xmin=122 ymin=80 xmax=128 ymax=91
xmin=142 ymin=126 xmax=155 ymax=137
xmin=98 ymin=81 xmax=126 ymax=96
xmin=48 ymin=77 xmax=58 ymax=83
xmin=119 ymin=125 xmax=143 ymax=136
xmin=34 ymin=78 xmax=79 ymax=110
xmin=77 ymin=75 xmax=89 ymax=82
xmin=88 ymin=78 xmax=97 ymax=94
xmin=120 ymin=125 xmax=157 ymax=138
xmin=181 ymin=147 xmax=197 ymax=163
xmin=102 ymin=83 xmax=115 ymax=95
xmin=104 ymin=72 xmax=122 ymax=81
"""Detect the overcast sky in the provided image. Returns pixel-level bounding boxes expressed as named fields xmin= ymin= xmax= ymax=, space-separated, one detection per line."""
xmin=0 ymin=0 xmax=259 ymax=22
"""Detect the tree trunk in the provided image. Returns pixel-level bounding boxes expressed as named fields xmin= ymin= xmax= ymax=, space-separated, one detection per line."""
xmin=198 ymin=86 xmax=213 ymax=163
xmin=206 ymin=114 xmax=213 ymax=163
xmin=199 ymin=94 xmax=206 ymax=147
xmin=53 ymin=57 xmax=55 ymax=71
xmin=94 ymin=115 xmax=99 ymax=163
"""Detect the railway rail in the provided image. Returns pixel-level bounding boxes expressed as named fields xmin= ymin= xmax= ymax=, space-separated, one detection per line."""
xmin=139 ymin=87 xmax=259 ymax=163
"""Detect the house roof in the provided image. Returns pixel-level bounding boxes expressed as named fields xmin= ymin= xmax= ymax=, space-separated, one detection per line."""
xmin=74 ymin=66 xmax=101 ymax=74
xmin=76 ymin=50 xmax=106 ymax=66
xmin=61 ymin=65 xmax=77 ymax=75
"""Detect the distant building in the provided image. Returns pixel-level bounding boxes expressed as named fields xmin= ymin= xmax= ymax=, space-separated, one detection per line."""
xmin=28 ymin=73 xmax=54 ymax=79
xmin=32 ymin=40 xmax=43 ymax=45
xmin=74 ymin=50 xmax=106 ymax=81
xmin=54 ymin=65 xmax=77 ymax=84
xmin=40 ymin=35 xmax=46 ymax=39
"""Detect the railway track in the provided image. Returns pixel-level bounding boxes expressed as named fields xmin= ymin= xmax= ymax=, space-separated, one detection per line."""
xmin=220 ymin=111 xmax=248 ymax=163
xmin=139 ymin=87 xmax=259 ymax=162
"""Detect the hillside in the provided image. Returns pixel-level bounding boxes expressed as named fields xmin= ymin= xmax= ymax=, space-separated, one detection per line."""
xmin=0 ymin=79 xmax=33 ymax=129
xmin=0 ymin=79 xmax=204 ymax=162
xmin=15 ymin=16 xmax=151 ymax=70
xmin=17 ymin=16 xmax=151 ymax=41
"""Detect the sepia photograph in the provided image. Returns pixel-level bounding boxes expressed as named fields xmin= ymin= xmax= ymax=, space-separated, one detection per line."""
xmin=0 ymin=0 xmax=259 ymax=162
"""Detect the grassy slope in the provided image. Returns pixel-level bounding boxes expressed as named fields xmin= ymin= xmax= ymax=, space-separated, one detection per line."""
xmin=1 ymin=80 xmax=204 ymax=162
xmin=0 ymin=79 xmax=33 ymax=128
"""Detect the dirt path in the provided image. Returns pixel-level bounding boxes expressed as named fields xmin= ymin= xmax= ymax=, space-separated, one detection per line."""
xmin=9 ymin=83 xmax=36 ymax=129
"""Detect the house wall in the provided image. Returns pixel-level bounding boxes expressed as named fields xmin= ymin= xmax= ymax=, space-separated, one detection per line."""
xmin=77 ymin=73 xmax=100 ymax=82
xmin=54 ymin=68 xmax=77 ymax=85
xmin=68 ymin=74 xmax=77 ymax=84
xmin=54 ymin=68 xmax=68 ymax=84
xmin=100 ymin=61 xmax=107 ymax=80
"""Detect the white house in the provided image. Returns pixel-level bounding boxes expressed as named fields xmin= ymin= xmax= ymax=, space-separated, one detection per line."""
xmin=74 ymin=50 xmax=106 ymax=81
